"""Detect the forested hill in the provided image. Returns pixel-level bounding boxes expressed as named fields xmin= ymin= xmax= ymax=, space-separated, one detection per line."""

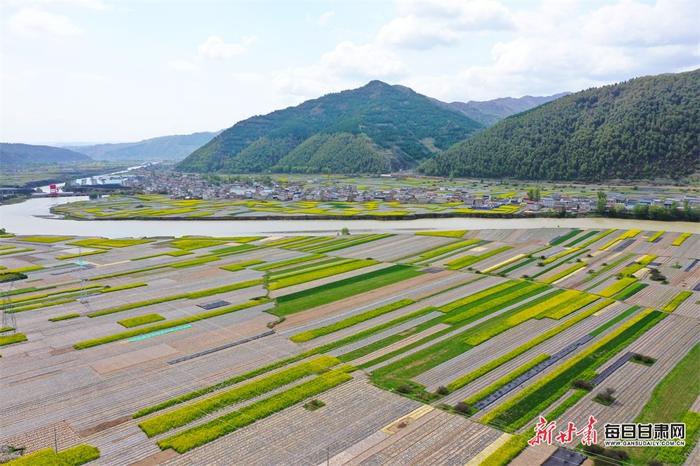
xmin=422 ymin=69 xmax=700 ymax=181
xmin=0 ymin=143 xmax=91 ymax=167
xmin=68 ymin=131 xmax=218 ymax=161
xmin=177 ymin=80 xmax=483 ymax=174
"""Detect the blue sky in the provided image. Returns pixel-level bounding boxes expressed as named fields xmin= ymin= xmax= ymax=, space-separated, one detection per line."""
xmin=1 ymin=0 xmax=698 ymax=144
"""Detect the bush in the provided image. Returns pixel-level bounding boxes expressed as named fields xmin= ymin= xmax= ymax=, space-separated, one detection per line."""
xmin=572 ymin=379 xmax=594 ymax=391
xmin=303 ymin=399 xmax=326 ymax=411
xmin=436 ymin=386 xmax=449 ymax=396
xmin=594 ymin=387 xmax=617 ymax=406
xmin=454 ymin=402 xmax=471 ymax=414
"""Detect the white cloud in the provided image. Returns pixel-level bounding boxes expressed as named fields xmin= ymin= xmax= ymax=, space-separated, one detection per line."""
xmin=317 ymin=10 xmax=335 ymax=26
xmin=583 ymin=0 xmax=698 ymax=47
xmin=378 ymin=0 xmax=514 ymax=50
xmin=3 ymin=0 xmax=108 ymax=9
xmin=198 ymin=35 xmax=256 ymax=59
xmin=404 ymin=0 xmax=700 ymax=102
xmin=321 ymin=41 xmax=406 ymax=79
xmin=378 ymin=16 xmax=459 ymax=49
xmin=168 ymin=59 xmax=200 ymax=72
xmin=274 ymin=41 xmax=407 ymax=99
xmin=8 ymin=7 xmax=82 ymax=36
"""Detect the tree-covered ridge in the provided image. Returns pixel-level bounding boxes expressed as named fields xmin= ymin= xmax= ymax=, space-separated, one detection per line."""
xmin=422 ymin=69 xmax=700 ymax=180
xmin=177 ymin=80 xmax=483 ymax=174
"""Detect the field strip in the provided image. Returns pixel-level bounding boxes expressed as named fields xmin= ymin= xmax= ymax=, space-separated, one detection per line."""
xmin=274 ymin=270 xmax=455 ymax=330
xmin=464 ymin=432 xmax=512 ymax=466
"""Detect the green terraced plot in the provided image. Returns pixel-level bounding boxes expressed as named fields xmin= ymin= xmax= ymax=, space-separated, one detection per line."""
xmin=290 ymin=299 xmax=414 ymax=342
xmin=139 ymin=355 xmax=339 ymax=437
xmin=662 ymin=291 xmax=693 ymax=312
xmin=445 ymin=245 xmax=513 ymax=270
xmin=271 ymin=265 xmax=422 ymax=316
xmin=157 ymin=369 xmax=352 ymax=453
xmin=118 ymin=313 xmax=166 ymax=328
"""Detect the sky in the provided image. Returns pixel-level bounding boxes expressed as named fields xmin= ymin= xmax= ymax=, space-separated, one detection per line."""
xmin=1 ymin=0 xmax=698 ymax=144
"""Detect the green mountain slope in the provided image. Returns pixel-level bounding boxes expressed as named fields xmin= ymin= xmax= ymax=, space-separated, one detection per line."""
xmin=0 ymin=143 xmax=91 ymax=167
xmin=177 ymin=81 xmax=482 ymax=174
xmin=422 ymin=69 xmax=700 ymax=180
xmin=68 ymin=131 xmax=218 ymax=161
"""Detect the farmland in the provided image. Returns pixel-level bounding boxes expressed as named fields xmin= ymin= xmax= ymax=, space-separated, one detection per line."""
xmin=0 ymin=228 xmax=698 ymax=465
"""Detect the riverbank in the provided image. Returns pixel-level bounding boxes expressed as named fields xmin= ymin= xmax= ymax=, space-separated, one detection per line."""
xmin=2 ymin=196 xmax=698 ymax=237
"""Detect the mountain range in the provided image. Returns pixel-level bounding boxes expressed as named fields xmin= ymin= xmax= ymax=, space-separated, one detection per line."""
xmin=423 ymin=69 xmax=699 ymax=180
xmin=66 ymin=131 xmax=219 ymax=161
xmin=442 ymin=93 xmax=569 ymax=126
xmin=0 ymin=143 xmax=91 ymax=168
xmin=177 ymin=80 xmax=486 ymax=174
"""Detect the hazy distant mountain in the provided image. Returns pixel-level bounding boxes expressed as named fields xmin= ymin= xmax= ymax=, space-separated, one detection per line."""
xmin=0 ymin=143 xmax=91 ymax=167
xmin=178 ymin=80 xmax=483 ymax=174
xmin=444 ymin=93 xmax=569 ymax=126
xmin=68 ymin=131 xmax=219 ymax=161
xmin=423 ymin=69 xmax=700 ymax=180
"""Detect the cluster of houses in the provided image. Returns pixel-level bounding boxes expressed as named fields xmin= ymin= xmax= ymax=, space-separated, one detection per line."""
xmin=124 ymin=169 xmax=697 ymax=215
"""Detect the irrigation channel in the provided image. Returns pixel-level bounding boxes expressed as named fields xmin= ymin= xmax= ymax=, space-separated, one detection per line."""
xmin=1 ymin=195 xmax=699 ymax=237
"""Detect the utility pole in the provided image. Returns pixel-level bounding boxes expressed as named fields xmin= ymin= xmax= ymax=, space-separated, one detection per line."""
xmin=1 ymin=282 xmax=16 ymax=333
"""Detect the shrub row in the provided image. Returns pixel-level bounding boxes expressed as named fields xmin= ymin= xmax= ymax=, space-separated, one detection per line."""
xmin=49 ymin=313 xmax=81 ymax=322
xmin=542 ymin=247 xmax=582 ymax=264
xmin=0 ymin=332 xmax=27 ymax=347
xmin=445 ymin=246 xmax=513 ymax=270
xmin=158 ymin=369 xmax=353 ymax=453
xmin=540 ymin=293 xmax=599 ymax=320
xmin=598 ymin=277 xmax=638 ymax=298
xmin=483 ymin=308 xmax=664 ymax=430
xmin=613 ymin=282 xmax=647 ymax=300
xmin=4 ymin=444 xmax=100 ymax=466
xmin=87 ymin=279 xmax=262 ymax=317
xmin=549 ymin=229 xmax=582 ymax=246
xmin=409 ymin=238 xmax=482 ymax=263
xmin=415 ymin=230 xmax=467 ymax=238
xmin=540 ymin=262 xmax=586 ymax=284
xmin=446 ymin=298 xmax=615 ymax=391
xmin=100 ymin=282 xmax=147 ymax=293
xmin=440 ymin=280 xmax=520 ymax=313
xmin=463 ymin=354 xmax=551 ymax=405
xmin=272 ymin=265 xmax=422 ymax=316
xmin=139 ymin=355 xmax=339 ymax=437
xmin=118 ymin=313 xmax=165 ymax=328
xmin=672 ymin=232 xmax=692 ymax=246
xmin=477 ymin=434 xmax=529 ymax=466
xmin=74 ymin=298 xmax=268 ymax=349
xmin=598 ymin=229 xmax=641 ymax=251
xmin=482 ymin=254 xmax=527 ymax=274
xmin=662 ymin=290 xmax=693 ymax=312
xmin=290 ymin=299 xmax=414 ymax=343
xmin=576 ymin=229 xmax=616 ymax=249
xmin=444 ymin=282 xmax=547 ymax=325
xmin=134 ymin=307 xmax=436 ymax=418
xmin=219 ymin=259 xmax=264 ymax=272
xmin=298 ymin=234 xmax=391 ymax=254
xmin=268 ymin=258 xmax=376 ymax=290
xmin=253 ymin=254 xmax=323 ymax=271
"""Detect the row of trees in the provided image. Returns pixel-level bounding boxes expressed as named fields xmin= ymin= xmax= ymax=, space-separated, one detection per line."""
xmin=596 ymin=192 xmax=700 ymax=221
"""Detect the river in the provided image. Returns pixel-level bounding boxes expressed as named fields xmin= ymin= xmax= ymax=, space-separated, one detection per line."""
xmin=1 ymin=196 xmax=698 ymax=237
